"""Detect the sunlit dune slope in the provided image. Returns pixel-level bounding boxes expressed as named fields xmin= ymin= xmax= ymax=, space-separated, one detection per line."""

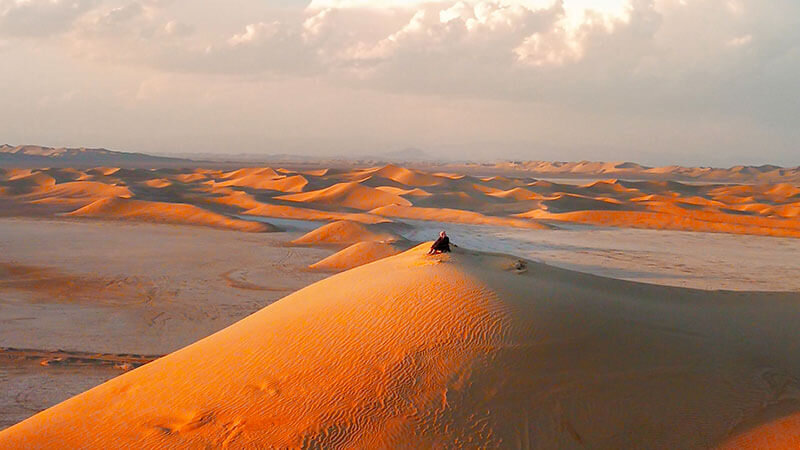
xmin=4 ymin=164 xmax=800 ymax=238
xmin=27 ymin=181 xmax=133 ymax=204
xmin=243 ymin=203 xmax=390 ymax=224
xmin=216 ymin=173 xmax=308 ymax=193
xmin=521 ymin=209 xmax=800 ymax=238
xmin=143 ymin=178 xmax=172 ymax=188
xmin=372 ymin=204 xmax=549 ymax=229
xmin=488 ymin=187 xmax=539 ymax=201
xmin=367 ymin=164 xmax=445 ymax=187
xmin=68 ymin=197 xmax=273 ymax=232
xmin=4 ymin=245 xmax=800 ymax=448
xmin=277 ymin=181 xmax=412 ymax=210
xmin=291 ymin=220 xmax=403 ymax=246
xmin=221 ymin=167 xmax=279 ymax=180
xmin=308 ymin=240 xmax=405 ymax=271
xmin=375 ymin=185 xmax=432 ymax=197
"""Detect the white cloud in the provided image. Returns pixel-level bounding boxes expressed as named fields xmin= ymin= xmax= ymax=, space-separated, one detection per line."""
xmin=228 ymin=21 xmax=280 ymax=46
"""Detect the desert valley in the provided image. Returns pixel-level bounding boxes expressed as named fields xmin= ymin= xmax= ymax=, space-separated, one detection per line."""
xmin=1 ymin=146 xmax=800 ymax=447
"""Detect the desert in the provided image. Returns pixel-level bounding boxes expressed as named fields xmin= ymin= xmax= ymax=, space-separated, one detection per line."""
xmin=4 ymin=0 xmax=800 ymax=445
xmin=3 ymin=147 xmax=800 ymax=447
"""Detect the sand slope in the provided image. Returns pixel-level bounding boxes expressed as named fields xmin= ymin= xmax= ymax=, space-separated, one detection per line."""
xmin=4 ymin=245 xmax=800 ymax=448
xmin=4 ymin=164 xmax=800 ymax=238
xmin=291 ymin=220 xmax=403 ymax=246
xmin=372 ymin=205 xmax=549 ymax=229
xmin=277 ymin=182 xmax=412 ymax=210
xmin=308 ymin=241 xmax=405 ymax=271
xmin=69 ymin=198 xmax=273 ymax=233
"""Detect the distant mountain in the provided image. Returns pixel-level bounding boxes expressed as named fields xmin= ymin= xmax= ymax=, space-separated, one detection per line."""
xmin=0 ymin=145 xmax=196 ymax=168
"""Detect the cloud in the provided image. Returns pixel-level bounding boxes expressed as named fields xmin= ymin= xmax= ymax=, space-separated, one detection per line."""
xmin=3 ymin=0 xmax=799 ymax=164
xmin=228 ymin=22 xmax=280 ymax=46
xmin=0 ymin=0 xmax=99 ymax=37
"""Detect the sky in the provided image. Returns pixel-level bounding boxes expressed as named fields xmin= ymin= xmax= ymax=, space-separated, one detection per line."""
xmin=0 ymin=0 xmax=798 ymax=166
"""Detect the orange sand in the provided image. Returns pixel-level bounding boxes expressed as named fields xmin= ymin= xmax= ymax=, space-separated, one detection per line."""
xmin=291 ymin=220 xmax=403 ymax=246
xmin=217 ymin=174 xmax=308 ymax=193
xmin=68 ymin=198 xmax=273 ymax=232
xmin=374 ymin=186 xmax=433 ymax=197
xmin=371 ymin=205 xmax=548 ymax=229
xmin=4 ymin=245 xmax=800 ymax=447
xmin=242 ymin=203 xmax=390 ymax=225
xmin=487 ymin=187 xmax=539 ymax=201
xmin=143 ymin=178 xmax=173 ymax=188
xmin=523 ymin=209 xmax=800 ymax=238
xmin=308 ymin=241 xmax=404 ymax=271
xmin=2 ymin=164 xmax=800 ymax=238
xmin=368 ymin=164 xmax=445 ymax=187
xmin=277 ymin=182 xmax=412 ymax=210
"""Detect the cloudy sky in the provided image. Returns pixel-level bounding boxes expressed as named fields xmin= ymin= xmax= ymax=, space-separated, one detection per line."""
xmin=1 ymin=0 xmax=798 ymax=165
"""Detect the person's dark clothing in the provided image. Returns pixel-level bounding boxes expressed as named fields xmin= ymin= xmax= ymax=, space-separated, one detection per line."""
xmin=430 ymin=236 xmax=450 ymax=253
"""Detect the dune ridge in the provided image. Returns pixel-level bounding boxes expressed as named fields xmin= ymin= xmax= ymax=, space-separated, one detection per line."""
xmin=291 ymin=220 xmax=403 ymax=246
xmin=371 ymin=205 xmax=549 ymax=229
xmin=69 ymin=198 xmax=273 ymax=232
xmin=4 ymin=245 xmax=800 ymax=447
xmin=277 ymin=181 xmax=412 ymax=210
xmin=308 ymin=241 xmax=405 ymax=271
xmin=3 ymin=164 xmax=800 ymax=237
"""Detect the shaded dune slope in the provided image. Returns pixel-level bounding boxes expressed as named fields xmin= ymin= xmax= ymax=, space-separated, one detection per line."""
xmin=3 ymin=245 xmax=800 ymax=448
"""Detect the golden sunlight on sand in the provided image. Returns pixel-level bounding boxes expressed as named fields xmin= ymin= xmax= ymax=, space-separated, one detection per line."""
xmin=3 ymin=244 xmax=800 ymax=447
xmin=5 ymin=164 xmax=800 ymax=238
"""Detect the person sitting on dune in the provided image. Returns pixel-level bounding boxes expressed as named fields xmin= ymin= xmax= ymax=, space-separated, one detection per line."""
xmin=428 ymin=231 xmax=451 ymax=255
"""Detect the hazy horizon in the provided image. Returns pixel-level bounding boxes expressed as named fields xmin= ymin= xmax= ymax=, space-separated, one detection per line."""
xmin=2 ymin=0 xmax=798 ymax=167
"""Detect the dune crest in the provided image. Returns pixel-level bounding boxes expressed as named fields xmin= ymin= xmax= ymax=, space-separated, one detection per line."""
xmin=217 ymin=173 xmax=308 ymax=193
xmin=308 ymin=241 xmax=405 ymax=271
xmin=4 ymin=245 xmax=800 ymax=447
xmin=69 ymin=198 xmax=273 ymax=232
xmin=3 ymin=163 xmax=800 ymax=238
xmin=277 ymin=182 xmax=412 ymax=210
xmin=371 ymin=205 xmax=549 ymax=229
xmin=292 ymin=220 xmax=403 ymax=246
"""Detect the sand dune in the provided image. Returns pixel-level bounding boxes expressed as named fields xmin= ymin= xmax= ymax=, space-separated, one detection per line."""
xmin=371 ymin=205 xmax=549 ymax=229
xmin=221 ymin=167 xmax=279 ymax=180
xmin=375 ymin=186 xmax=432 ymax=197
xmin=308 ymin=241 xmax=405 ymax=271
xmin=0 ymin=171 xmax=56 ymax=194
xmin=173 ymin=172 xmax=208 ymax=183
xmin=86 ymin=167 xmax=120 ymax=176
xmin=2 ymin=163 xmax=800 ymax=238
xmin=522 ymin=209 xmax=800 ymax=238
xmin=69 ymin=198 xmax=273 ymax=232
xmin=368 ymin=164 xmax=445 ymax=187
xmin=27 ymin=181 xmax=132 ymax=205
xmin=539 ymin=193 xmax=627 ymax=213
xmin=242 ymin=203 xmax=389 ymax=224
xmin=487 ymin=187 xmax=539 ymax=201
xmin=143 ymin=178 xmax=173 ymax=188
xmin=217 ymin=173 xmax=308 ymax=193
xmin=291 ymin=220 xmax=403 ymax=246
xmin=277 ymin=181 xmax=412 ymax=210
xmin=4 ymin=245 xmax=800 ymax=447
